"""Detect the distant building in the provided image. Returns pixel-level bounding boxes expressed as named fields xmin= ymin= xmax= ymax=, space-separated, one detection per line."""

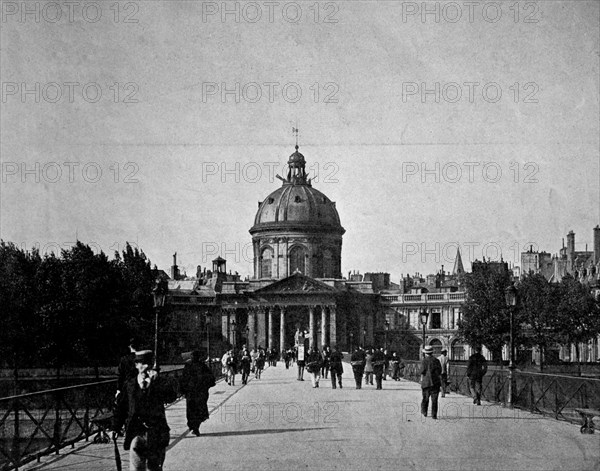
xmin=161 ymin=145 xmax=382 ymax=361
xmin=520 ymin=226 xmax=600 ymax=294
xmin=520 ymin=226 xmax=600 ymax=363
xmin=380 ymin=253 xmax=472 ymax=361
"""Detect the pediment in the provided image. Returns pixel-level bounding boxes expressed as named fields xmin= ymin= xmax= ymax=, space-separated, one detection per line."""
xmin=254 ymin=272 xmax=337 ymax=294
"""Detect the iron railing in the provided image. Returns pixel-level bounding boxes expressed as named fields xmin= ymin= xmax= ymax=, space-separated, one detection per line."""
xmin=0 ymin=362 xmax=224 ymax=471
xmin=403 ymin=360 xmax=600 ymax=425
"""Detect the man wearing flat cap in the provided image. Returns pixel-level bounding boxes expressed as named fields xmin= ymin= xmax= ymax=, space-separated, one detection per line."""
xmin=438 ymin=348 xmax=450 ymax=397
xmin=113 ymin=349 xmax=177 ymax=470
xmin=420 ymin=345 xmax=442 ymax=419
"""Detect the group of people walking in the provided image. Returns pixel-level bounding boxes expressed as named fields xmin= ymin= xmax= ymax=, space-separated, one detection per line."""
xmin=221 ymin=345 xmax=269 ymax=386
xmin=420 ymin=345 xmax=488 ymax=419
xmin=112 ymin=339 xmax=215 ymax=471
xmin=301 ymin=345 xmax=344 ymax=388
xmin=112 ymin=336 xmax=489 ymax=470
xmin=349 ymin=346 xmax=406 ymax=389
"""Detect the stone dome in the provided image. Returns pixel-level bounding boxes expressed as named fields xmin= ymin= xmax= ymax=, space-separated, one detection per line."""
xmin=251 ymin=184 xmax=344 ymax=234
xmin=249 ymin=145 xmax=344 ymax=280
xmin=250 ymin=146 xmax=344 ymax=235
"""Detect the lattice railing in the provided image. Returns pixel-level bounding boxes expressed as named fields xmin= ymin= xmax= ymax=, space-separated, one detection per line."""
xmin=0 ymin=364 xmax=219 ymax=471
xmin=403 ymin=360 xmax=600 ymax=426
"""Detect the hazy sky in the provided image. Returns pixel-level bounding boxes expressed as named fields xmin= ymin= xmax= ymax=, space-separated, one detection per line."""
xmin=1 ymin=0 xmax=599 ymax=282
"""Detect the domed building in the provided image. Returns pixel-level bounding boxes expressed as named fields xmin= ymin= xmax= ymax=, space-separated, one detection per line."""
xmin=250 ymin=145 xmax=345 ymax=280
xmin=163 ymin=144 xmax=383 ymax=360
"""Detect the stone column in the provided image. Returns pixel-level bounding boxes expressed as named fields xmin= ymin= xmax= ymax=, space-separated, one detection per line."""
xmin=321 ymin=305 xmax=327 ymax=348
xmin=230 ymin=310 xmax=237 ymax=348
xmin=221 ymin=310 xmax=229 ymax=345
xmin=256 ymin=308 xmax=267 ymax=349
xmin=309 ymin=305 xmax=315 ymax=350
xmin=268 ymin=307 xmax=274 ymax=351
xmin=329 ymin=305 xmax=337 ymax=347
xmin=280 ymin=306 xmax=286 ymax=355
xmin=249 ymin=310 xmax=257 ymax=350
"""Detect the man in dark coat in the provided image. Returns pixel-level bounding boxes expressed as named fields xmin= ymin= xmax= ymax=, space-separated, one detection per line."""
xmin=181 ymin=350 xmax=216 ymax=436
xmin=116 ymin=337 xmax=140 ymax=399
xmin=420 ymin=345 xmax=442 ymax=419
xmin=350 ymin=347 xmax=366 ymax=389
xmin=112 ymin=350 xmax=177 ymax=471
xmin=372 ymin=347 xmax=386 ymax=390
xmin=306 ymin=347 xmax=323 ymax=388
xmin=466 ymin=345 xmax=488 ymax=405
xmin=239 ymin=347 xmax=252 ymax=385
xmin=329 ymin=345 xmax=344 ymax=389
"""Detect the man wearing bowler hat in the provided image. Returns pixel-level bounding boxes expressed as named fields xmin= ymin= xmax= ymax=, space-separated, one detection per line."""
xmin=113 ymin=350 xmax=176 ymax=471
xmin=420 ymin=345 xmax=442 ymax=419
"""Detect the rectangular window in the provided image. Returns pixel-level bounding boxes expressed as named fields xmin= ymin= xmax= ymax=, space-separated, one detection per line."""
xmin=431 ymin=311 xmax=441 ymax=329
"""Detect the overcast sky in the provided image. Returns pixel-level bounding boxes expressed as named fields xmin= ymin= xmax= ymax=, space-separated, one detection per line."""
xmin=1 ymin=0 xmax=598 ymax=282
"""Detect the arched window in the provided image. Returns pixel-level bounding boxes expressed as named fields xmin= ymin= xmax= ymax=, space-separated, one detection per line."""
xmin=289 ymin=246 xmax=306 ymax=275
xmin=261 ymin=247 xmax=273 ymax=279
xmin=430 ymin=338 xmax=443 ymax=356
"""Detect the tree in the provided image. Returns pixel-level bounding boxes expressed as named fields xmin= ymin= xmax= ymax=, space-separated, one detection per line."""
xmin=0 ymin=241 xmax=42 ymax=390
xmin=458 ymin=263 xmax=513 ymax=363
xmin=517 ymin=273 xmax=559 ymax=372
xmin=555 ymin=275 xmax=600 ymax=376
xmin=114 ymin=243 xmax=157 ymax=350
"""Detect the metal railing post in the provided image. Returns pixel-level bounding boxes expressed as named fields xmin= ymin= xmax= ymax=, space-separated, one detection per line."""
xmin=54 ymin=390 xmax=62 ymax=454
xmin=12 ymin=397 xmax=21 ymax=470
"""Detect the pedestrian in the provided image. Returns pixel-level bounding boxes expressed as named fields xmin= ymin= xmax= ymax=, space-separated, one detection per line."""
xmin=364 ymin=348 xmax=374 ymax=386
xmin=420 ymin=345 xmax=442 ymax=419
xmin=466 ymin=345 xmax=488 ymax=405
xmin=240 ymin=346 xmax=252 ymax=385
xmin=389 ymin=351 xmax=400 ymax=380
xmin=116 ymin=337 xmax=139 ymax=400
xmin=329 ymin=345 xmax=343 ymax=389
xmin=383 ymin=349 xmax=391 ymax=380
xmin=180 ymin=350 xmax=216 ymax=436
xmin=321 ymin=345 xmax=331 ymax=379
xmin=372 ymin=347 xmax=386 ymax=390
xmin=438 ymin=348 xmax=450 ymax=397
xmin=112 ymin=350 xmax=177 ymax=471
xmin=255 ymin=347 xmax=265 ymax=379
xmin=296 ymin=345 xmax=306 ymax=381
xmin=250 ymin=347 xmax=258 ymax=374
xmin=221 ymin=349 xmax=236 ymax=386
xmin=306 ymin=347 xmax=323 ymax=388
xmin=350 ymin=347 xmax=366 ymax=389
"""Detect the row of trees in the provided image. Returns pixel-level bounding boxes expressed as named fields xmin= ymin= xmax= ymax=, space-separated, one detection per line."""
xmin=458 ymin=264 xmax=600 ymax=371
xmin=0 ymin=241 xmax=160 ymax=376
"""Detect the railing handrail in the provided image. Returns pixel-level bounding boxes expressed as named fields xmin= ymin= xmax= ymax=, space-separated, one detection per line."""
xmin=402 ymin=360 xmax=600 ymax=381
xmin=0 ymin=380 xmax=117 ymax=403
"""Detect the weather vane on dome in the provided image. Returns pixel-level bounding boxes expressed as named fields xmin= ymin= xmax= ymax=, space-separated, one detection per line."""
xmin=292 ymin=125 xmax=299 ymax=149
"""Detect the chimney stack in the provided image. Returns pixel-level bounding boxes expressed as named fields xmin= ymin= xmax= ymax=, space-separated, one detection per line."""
xmin=594 ymin=225 xmax=600 ymax=264
xmin=567 ymin=231 xmax=575 ymax=271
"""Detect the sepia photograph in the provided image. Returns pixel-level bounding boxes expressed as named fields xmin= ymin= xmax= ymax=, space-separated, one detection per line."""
xmin=1 ymin=1 xmax=599 ymax=470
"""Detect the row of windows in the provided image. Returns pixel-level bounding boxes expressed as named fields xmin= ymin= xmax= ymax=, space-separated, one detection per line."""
xmin=260 ymin=246 xmax=336 ymax=278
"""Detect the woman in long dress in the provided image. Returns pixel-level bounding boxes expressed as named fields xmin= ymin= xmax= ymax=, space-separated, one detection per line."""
xmin=181 ymin=350 xmax=216 ymax=436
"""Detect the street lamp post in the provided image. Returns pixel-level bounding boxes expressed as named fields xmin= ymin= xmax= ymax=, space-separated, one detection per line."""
xmin=504 ymin=283 xmax=518 ymax=409
xmin=420 ymin=309 xmax=429 ymax=359
xmin=363 ymin=328 xmax=367 ymax=348
xmin=384 ymin=320 xmax=390 ymax=351
xmin=350 ymin=332 xmax=354 ymax=352
xmin=152 ymin=278 xmax=167 ymax=369
xmin=205 ymin=312 xmax=211 ymax=363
